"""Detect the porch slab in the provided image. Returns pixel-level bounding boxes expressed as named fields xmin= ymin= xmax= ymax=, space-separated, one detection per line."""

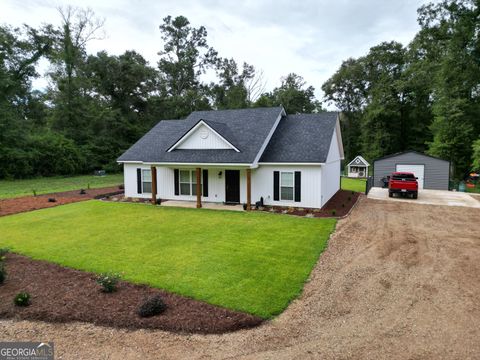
xmin=161 ymin=200 xmax=244 ymax=211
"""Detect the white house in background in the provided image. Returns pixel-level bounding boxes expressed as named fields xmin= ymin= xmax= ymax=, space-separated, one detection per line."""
xmin=117 ymin=107 xmax=344 ymax=209
xmin=347 ymin=155 xmax=370 ymax=178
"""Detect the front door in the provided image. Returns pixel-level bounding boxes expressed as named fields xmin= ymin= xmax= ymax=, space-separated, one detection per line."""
xmin=225 ymin=170 xmax=240 ymax=203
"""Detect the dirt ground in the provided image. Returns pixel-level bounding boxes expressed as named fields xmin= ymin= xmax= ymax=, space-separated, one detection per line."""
xmin=1 ymin=197 xmax=479 ymax=359
xmin=0 ymin=187 xmax=123 ymax=217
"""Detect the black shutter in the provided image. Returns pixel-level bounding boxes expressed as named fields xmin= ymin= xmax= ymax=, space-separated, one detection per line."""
xmin=273 ymin=171 xmax=279 ymax=201
xmin=294 ymin=171 xmax=301 ymax=202
xmin=202 ymin=169 xmax=208 ymax=197
xmin=137 ymin=168 xmax=142 ymax=194
xmin=174 ymin=169 xmax=179 ymax=195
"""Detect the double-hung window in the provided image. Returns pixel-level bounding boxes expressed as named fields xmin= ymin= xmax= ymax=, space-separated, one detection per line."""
xmin=142 ymin=169 xmax=152 ymax=193
xmin=179 ymin=170 xmax=201 ymax=196
xmin=280 ymin=172 xmax=294 ymax=201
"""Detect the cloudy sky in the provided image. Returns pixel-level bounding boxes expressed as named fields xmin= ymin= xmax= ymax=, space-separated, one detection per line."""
xmin=2 ymin=0 xmax=433 ymax=104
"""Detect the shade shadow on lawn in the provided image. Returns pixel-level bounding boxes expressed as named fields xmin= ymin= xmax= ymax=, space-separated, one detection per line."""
xmin=0 ymin=201 xmax=336 ymax=318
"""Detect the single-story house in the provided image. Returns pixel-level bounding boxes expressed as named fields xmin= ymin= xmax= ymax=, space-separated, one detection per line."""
xmin=347 ymin=155 xmax=369 ymax=178
xmin=117 ymin=107 xmax=344 ymax=209
xmin=373 ymin=150 xmax=450 ymax=190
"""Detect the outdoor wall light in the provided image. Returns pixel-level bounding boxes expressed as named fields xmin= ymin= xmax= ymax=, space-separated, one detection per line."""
xmin=218 ymin=171 xmax=223 ymax=178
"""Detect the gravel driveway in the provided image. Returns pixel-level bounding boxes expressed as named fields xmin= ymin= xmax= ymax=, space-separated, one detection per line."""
xmin=1 ymin=197 xmax=479 ymax=359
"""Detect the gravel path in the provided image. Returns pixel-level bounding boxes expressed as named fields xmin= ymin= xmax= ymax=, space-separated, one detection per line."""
xmin=1 ymin=197 xmax=479 ymax=359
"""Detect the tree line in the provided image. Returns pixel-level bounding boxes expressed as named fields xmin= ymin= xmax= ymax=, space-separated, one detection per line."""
xmin=323 ymin=0 xmax=480 ymax=179
xmin=1 ymin=0 xmax=479 ymax=181
xmin=0 ymin=9 xmax=320 ymax=179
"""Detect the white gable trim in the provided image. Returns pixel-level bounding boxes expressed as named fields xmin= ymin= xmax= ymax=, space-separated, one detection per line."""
xmin=335 ymin=115 xmax=344 ymax=160
xmin=347 ymin=155 xmax=370 ymax=167
xmin=167 ymin=120 xmax=240 ymax=153
xmin=252 ymin=107 xmax=286 ymax=166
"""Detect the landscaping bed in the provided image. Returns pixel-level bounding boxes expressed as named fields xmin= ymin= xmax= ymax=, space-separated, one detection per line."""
xmin=259 ymin=190 xmax=360 ymax=218
xmin=0 ymin=253 xmax=262 ymax=334
xmin=0 ymin=187 xmax=123 ymax=217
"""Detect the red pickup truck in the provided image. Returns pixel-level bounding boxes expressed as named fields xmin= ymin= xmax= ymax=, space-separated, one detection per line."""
xmin=388 ymin=172 xmax=418 ymax=199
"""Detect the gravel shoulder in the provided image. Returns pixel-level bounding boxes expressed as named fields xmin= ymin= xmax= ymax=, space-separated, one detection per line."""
xmin=1 ymin=197 xmax=479 ymax=359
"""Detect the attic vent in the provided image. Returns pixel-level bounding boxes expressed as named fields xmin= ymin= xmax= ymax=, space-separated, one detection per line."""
xmin=200 ymin=129 xmax=209 ymax=139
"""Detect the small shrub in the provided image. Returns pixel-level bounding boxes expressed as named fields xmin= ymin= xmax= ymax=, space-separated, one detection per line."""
xmin=79 ymin=189 xmax=86 ymax=195
xmin=0 ymin=263 xmax=6 ymax=285
xmin=32 ymin=189 xmax=37 ymax=197
xmin=331 ymin=209 xmax=336 ymax=216
xmin=47 ymin=198 xmax=56 ymax=203
xmin=137 ymin=295 xmax=167 ymax=317
xmin=14 ymin=292 xmax=30 ymax=307
xmin=0 ymin=248 xmax=9 ymax=257
xmin=351 ymin=191 xmax=355 ymax=195
xmin=96 ymin=272 xmax=121 ymax=293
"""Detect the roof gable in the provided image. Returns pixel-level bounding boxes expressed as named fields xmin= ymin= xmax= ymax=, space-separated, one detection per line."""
xmin=117 ymin=107 xmax=284 ymax=164
xmin=347 ymin=155 xmax=370 ymax=167
xmin=167 ymin=120 xmax=240 ymax=152
xmin=259 ymin=112 xmax=339 ymax=163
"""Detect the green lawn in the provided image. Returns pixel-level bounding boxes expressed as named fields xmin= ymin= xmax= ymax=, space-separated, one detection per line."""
xmin=341 ymin=176 xmax=366 ymax=193
xmin=0 ymin=174 xmax=123 ymax=199
xmin=0 ymin=201 xmax=336 ymax=318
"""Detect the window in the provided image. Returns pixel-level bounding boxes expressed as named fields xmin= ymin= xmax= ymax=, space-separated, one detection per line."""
xmin=280 ymin=172 xmax=294 ymax=201
xmin=179 ymin=170 xmax=201 ymax=196
xmin=142 ymin=169 xmax=152 ymax=193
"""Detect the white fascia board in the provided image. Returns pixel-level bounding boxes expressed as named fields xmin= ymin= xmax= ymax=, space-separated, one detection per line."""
xmin=167 ymin=120 xmax=240 ymax=153
xmin=143 ymin=162 xmax=251 ymax=167
xmin=258 ymin=162 xmax=324 ymax=166
xmin=336 ymin=114 xmax=345 ymax=160
xmin=252 ymin=107 xmax=286 ymax=166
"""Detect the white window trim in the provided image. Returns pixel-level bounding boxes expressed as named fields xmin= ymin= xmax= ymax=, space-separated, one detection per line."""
xmin=178 ymin=169 xmax=202 ymax=196
xmin=280 ymin=171 xmax=295 ymax=202
xmin=142 ymin=169 xmax=152 ymax=194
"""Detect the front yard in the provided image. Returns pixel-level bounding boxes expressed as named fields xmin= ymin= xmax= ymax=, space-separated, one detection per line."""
xmin=0 ymin=201 xmax=336 ymax=318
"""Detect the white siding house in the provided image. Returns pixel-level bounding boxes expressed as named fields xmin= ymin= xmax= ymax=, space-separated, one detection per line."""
xmin=119 ymin=107 xmax=344 ymax=209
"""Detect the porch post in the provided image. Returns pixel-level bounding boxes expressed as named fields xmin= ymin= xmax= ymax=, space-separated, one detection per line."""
xmin=246 ymin=168 xmax=251 ymax=211
xmin=196 ymin=167 xmax=202 ymax=208
xmin=151 ymin=166 xmax=157 ymax=204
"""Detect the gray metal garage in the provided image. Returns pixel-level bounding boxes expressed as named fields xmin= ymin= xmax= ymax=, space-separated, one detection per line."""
xmin=373 ymin=151 xmax=450 ymax=190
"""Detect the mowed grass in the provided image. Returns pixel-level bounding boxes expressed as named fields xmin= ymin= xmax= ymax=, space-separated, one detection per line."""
xmin=0 ymin=174 xmax=123 ymax=199
xmin=341 ymin=176 xmax=367 ymax=193
xmin=0 ymin=201 xmax=336 ymax=318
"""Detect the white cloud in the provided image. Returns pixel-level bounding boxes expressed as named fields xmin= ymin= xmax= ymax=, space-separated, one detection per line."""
xmin=1 ymin=0 xmax=435 ymax=106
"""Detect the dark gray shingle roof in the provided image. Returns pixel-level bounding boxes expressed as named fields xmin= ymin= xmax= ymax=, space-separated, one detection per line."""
xmin=117 ymin=107 xmax=284 ymax=164
xmin=259 ymin=112 xmax=338 ymax=163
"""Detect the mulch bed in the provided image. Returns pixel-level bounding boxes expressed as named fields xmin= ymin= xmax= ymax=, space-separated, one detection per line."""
xmin=0 ymin=254 xmax=262 ymax=334
xmin=258 ymin=190 xmax=361 ymax=218
xmin=0 ymin=187 xmax=124 ymax=217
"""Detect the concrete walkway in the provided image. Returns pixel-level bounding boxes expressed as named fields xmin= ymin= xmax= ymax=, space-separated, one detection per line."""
xmin=161 ymin=200 xmax=244 ymax=211
xmin=367 ymin=187 xmax=480 ymax=208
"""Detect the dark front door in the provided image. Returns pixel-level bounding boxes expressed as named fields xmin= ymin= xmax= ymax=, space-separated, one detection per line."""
xmin=225 ymin=170 xmax=240 ymax=203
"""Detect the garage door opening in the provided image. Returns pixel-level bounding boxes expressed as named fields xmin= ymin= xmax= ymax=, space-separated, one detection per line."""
xmin=396 ymin=164 xmax=424 ymax=189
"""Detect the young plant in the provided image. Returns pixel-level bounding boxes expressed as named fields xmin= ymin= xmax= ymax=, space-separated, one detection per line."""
xmin=0 ymin=248 xmax=8 ymax=284
xmin=137 ymin=295 xmax=167 ymax=317
xmin=32 ymin=189 xmax=37 ymax=197
xmin=331 ymin=209 xmax=336 ymax=216
xmin=0 ymin=263 xmax=6 ymax=285
xmin=96 ymin=272 xmax=121 ymax=293
xmin=14 ymin=292 xmax=31 ymax=307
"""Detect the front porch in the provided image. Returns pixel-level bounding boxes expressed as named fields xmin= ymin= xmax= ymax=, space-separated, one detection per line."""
xmin=160 ymin=200 xmax=245 ymax=211
xmin=147 ymin=165 xmax=253 ymax=210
